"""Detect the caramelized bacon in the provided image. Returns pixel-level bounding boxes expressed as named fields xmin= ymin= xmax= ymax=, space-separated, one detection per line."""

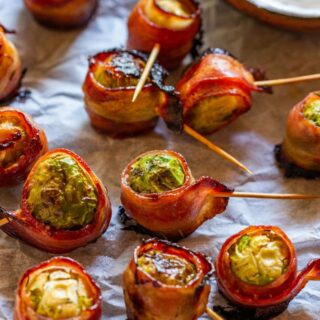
xmin=215 ymin=226 xmax=320 ymax=319
xmin=82 ymin=49 xmax=175 ymax=137
xmin=0 ymin=27 xmax=21 ymax=102
xmin=121 ymin=150 xmax=231 ymax=239
xmin=176 ymin=48 xmax=263 ymax=135
xmin=14 ymin=257 xmax=102 ymax=320
xmin=0 ymin=107 xmax=48 ymax=187
xmin=127 ymin=0 xmax=201 ymax=69
xmin=23 ymin=0 xmax=97 ymax=29
xmin=276 ymin=92 xmax=320 ymax=178
xmin=0 ymin=148 xmax=112 ymax=253
xmin=123 ymin=239 xmax=213 ymax=319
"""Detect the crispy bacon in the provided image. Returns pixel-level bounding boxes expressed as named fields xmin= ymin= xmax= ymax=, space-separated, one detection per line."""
xmin=176 ymin=48 xmax=264 ymax=135
xmin=0 ymin=148 xmax=112 ymax=253
xmin=276 ymin=92 xmax=320 ymax=178
xmin=215 ymin=226 xmax=320 ymax=319
xmin=127 ymin=0 xmax=201 ymax=70
xmin=121 ymin=150 xmax=232 ymax=239
xmin=23 ymin=0 xmax=98 ymax=29
xmin=14 ymin=257 xmax=102 ymax=320
xmin=0 ymin=107 xmax=48 ymax=187
xmin=123 ymin=239 xmax=213 ymax=319
xmin=0 ymin=27 xmax=21 ymax=102
xmin=82 ymin=49 xmax=174 ymax=137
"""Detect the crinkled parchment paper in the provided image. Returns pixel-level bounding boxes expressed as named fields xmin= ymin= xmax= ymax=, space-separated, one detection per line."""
xmin=1 ymin=0 xmax=320 ymax=319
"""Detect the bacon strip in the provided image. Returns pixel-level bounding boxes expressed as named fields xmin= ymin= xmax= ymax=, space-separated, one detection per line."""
xmin=14 ymin=257 xmax=102 ymax=320
xmin=23 ymin=0 xmax=97 ymax=29
xmin=123 ymin=239 xmax=213 ymax=320
xmin=127 ymin=0 xmax=201 ymax=70
xmin=0 ymin=27 xmax=21 ymax=102
xmin=83 ymin=49 xmax=171 ymax=137
xmin=0 ymin=107 xmax=48 ymax=187
xmin=176 ymin=48 xmax=263 ymax=135
xmin=215 ymin=226 xmax=320 ymax=319
xmin=0 ymin=149 xmax=112 ymax=253
xmin=276 ymin=92 xmax=320 ymax=177
xmin=121 ymin=150 xmax=232 ymax=239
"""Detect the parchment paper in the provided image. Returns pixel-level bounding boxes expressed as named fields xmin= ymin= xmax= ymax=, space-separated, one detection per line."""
xmin=1 ymin=0 xmax=320 ymax=319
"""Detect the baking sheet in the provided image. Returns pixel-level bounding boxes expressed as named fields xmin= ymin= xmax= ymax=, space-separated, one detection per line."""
xmin=1 ymin=0 xmax=320 ymax=319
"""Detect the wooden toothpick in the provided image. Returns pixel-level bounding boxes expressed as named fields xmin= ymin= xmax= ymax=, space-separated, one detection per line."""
xmin=206 ymin=306 xmax=224 ymax=320
xmin=183 ymin=124 xmax=252 ymax=174
xmin=132 ymin=43 xmax=161 ymax=102
xmin=0 ymin=217 xmax=10 ymax=227
xmin=215 ymin=192 xmax=320 ymax=200
xmin=255 ymin=73 xmax=320 ymax=87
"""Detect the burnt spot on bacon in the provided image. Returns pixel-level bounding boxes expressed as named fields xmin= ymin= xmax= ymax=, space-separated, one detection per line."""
xmin=212 ymin=299 xmax=290 ymax=320
xmin=274 ymin=144 xmax=320 ymax=179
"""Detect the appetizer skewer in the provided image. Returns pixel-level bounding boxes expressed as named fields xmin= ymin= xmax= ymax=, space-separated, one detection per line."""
xmin=215 ymin=226 xmax=320 ymax=319
xmin=276 ymin=91 xmax=320 ymax=178
xmin=83 ymin=48 xmax=177 ymax=137
xmin=178 ymin=48 xmax=320 ymax=135
xmin=120 ymin=150 xmax=320 ymax=240
xmin=23 ymin=0 xmax=98 ymax=30
xmin=15 ymin=257 xmax=102 ymax=319
xmin=127 ymin=0 xmax=202 ymax=70
xmin=123 ymin=239 xmax=221 ymax=320
xmin=0 ymin=107 xmax=48 ymax=187
xmin=0 ymin=148 xmax=112 ymax=253
xmin=0 ymin=26 xmax=21 ymax=102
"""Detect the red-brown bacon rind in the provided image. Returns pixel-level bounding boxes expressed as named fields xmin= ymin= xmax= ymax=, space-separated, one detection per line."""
xmin=215 ymin=226 xmax=320 ymax=319
xmin=175 ymin=48 xmax=262 ymax=135
xmin=127 ymin=0 xmax=201 ymax=70
xmin=23 ymin=0 xmax=98 ymax=30
xmin=0 ymin=28 xmax=21 ymax=102
xmin=123 ymin=239 xmax=213 ymax=320
xmin=0 ymin=107 xmax=48 ymax=187
xmin=14 ymin=256 xmax=102 ymax=320
xmin=121 ymin=150 xmax=231 ymax=240
xmin=275 ymin=92 xmax=320 ymax=178
xmin=0 ymin=148 xmax=112 ymax=253
xmin=82 ymin=49 xmax=176 ymax=137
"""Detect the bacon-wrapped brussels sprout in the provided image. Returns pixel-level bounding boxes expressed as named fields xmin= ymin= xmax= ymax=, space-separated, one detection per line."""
xmin=14 ymin=257 xmax=102 ymax=320
xmin=127 ymin=0 xmax=201 ymax=69
xmin=276 ymin=92 xmax=320 ymax=178
xmin=121 ymin=149 xmax=231 ymax=239
xmin=0 ymin=148 xmax=112 ymax=253
xmin=23 ymin=0 xmax=98 ymax=30
xmin=0 ymin=107 xmax=48 ymax=187
xmin=0 ymin=27 xmax=21 ymax=102
xmin=82 ymin=49 xmax=173 ymax=137
xmin=215 ymin=226 xmax=320 ymax=319
xmin=123 ymin=239 xmax=213 ymax=319
xmin=176 ymin=48 xmax=265 ymax=135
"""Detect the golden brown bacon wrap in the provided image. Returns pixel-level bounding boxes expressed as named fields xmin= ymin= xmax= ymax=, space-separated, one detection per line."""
xmin=0 ymin=107 xmax=48 ymax=187
xmin=123 ymin=239 xmax=214 ymax=320
xmin=83 ymin=49 xmax=177 ymax=137
xmin=0 ymin=27 xmax=21 ymax=102
xmin=276 ymin=92 xmax=320 ymax=178
xmin=121 ymin=150 xmax=231 ymax=240
xmin=24 ymin=0 xmax=97 ymax=30
xmin=15 ymin=257 xmax=102 ymax=320
xmin=215 ymin=226 xmax=320 ymax=319
xmin=0 ymin=148 xmax=112 ymax=253
xmin=176 ymin=48 xmax=263 ymax=135
xmin=127 ymin=0 xmax=201 ymax=69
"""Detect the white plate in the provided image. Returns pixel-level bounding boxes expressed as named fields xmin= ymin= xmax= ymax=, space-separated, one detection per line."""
xmin=249 ymin=0 xmax=320 ymax=19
